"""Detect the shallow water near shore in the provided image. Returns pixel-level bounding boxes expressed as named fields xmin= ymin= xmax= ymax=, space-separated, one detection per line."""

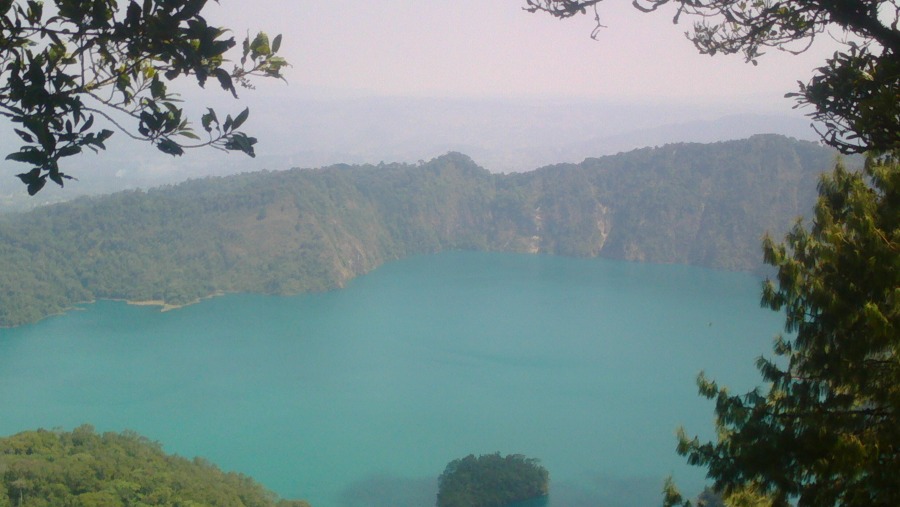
xmin=0 ymin=252 xmax=780 ymax=507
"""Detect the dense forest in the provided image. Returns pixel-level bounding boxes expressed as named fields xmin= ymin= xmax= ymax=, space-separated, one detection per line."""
xmin=0 ymin=134 xmax=839 ymax=327
xmin=0 ymin=426 xmax=309 ymax=507
xmin=437 ymin=453 xmax=549 ymax=507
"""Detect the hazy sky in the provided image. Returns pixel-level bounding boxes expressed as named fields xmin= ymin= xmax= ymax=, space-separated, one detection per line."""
xmin=205 ymin=0 xmax=839 ymax=106
xmin=2 ymin=1 xmax=849 ymax=206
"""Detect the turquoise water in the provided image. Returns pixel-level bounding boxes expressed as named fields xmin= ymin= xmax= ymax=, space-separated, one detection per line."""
xmin=0 ymin=252 xmax=781 ymax=507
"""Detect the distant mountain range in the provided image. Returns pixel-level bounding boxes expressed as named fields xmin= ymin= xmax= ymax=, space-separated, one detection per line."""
xmin=0 ymin=96 xmax=819 ymax=211
xmin=0 ymin=134 xmax=842 ymax=327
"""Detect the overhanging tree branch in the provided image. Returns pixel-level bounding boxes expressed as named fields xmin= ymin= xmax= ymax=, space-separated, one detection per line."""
xmin=526 ymin=0 xmax=900 ymax=153
xmin=0 ymin=0 xmax=289 ymax=195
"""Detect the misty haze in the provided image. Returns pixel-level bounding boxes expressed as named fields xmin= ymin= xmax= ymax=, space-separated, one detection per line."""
xmin=0 ymin=1 xmax=895 ymax=507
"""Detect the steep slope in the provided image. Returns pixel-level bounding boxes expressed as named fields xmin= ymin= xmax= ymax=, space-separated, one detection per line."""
xmin=0 ymin=135 xmax=840 ymax=327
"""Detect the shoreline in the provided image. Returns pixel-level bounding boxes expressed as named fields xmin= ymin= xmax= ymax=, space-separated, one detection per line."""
xmin=2 ymin=292 xmax=226 ymax=329
xmin=122 ymin=291 xmax=227 ymax=313
xmin=124 ymin=299 xmax=188 ymax=312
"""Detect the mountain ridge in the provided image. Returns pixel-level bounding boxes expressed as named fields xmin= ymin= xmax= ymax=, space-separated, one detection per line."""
xmin=0 ymin=134 xmax=841 ymax=327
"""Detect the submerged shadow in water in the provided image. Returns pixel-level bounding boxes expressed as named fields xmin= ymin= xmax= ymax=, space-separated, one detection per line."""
xmin=509 ymin=475 xmax=666 ymax=507
xmin=336 ymin=474 xmax=662 ymax=507
xmin=586 ymin=474 xmax=668 ymax=507
xmin=337 ymin=473 xmax=437 ymax=507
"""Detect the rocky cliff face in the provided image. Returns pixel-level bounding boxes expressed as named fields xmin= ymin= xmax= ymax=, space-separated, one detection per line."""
xmin=511 ymin=134 xmax=840 ymax=270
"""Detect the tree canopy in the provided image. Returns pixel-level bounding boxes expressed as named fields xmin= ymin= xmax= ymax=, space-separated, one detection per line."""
xmin=667 ymin=153 xmax=899 ymax=507
xmin=0 ymin=425 xmax=310 ymax=507
xmin=525 ymin=0 xmax=899 ymax=154
xmin=436 ymin=453 xmax=549 ymax=507
xmin=0 ymin=0 xmax=287 ymax=195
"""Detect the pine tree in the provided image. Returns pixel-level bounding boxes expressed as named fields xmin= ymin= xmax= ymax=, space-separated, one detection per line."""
xmin=669 ymin=153 xmax=900 ymax=506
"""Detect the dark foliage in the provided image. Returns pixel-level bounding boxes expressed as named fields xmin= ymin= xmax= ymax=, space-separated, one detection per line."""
xmin=668 ymin=153 xmax=900 ymax=506
xmin=436 ymin=453 xmax=549 ymax=507
xmin=0 ymin=0 xmax=288 ymax=194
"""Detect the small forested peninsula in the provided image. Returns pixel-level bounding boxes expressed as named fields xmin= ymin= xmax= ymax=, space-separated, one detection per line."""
xmin=437 ymin=453 xmax=549 ymax=507
xmin=0 ymin=135 xmax=839 ymax=327
xmin=0 ymin=426 xmax=309 ymax=507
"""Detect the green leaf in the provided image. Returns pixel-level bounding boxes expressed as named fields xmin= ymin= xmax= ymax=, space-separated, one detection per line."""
xmin=272 ymin=34 xmax=282 ymax=53
xmin=139 ymin=112 xmax=156 ymax=133
xmin=241 ymin=36 xmax=250 ymax=65
xmin=56 ymin=145 xmax=82 ymax=158
xmin=6 ymin=148 xmax=45 ymax=165
xmin=15 ymin=167 xmax=41 ymax=185
xmin=224 ymin=132 xmax=256 ymax=157
xmin=27 ymin=177 xmax=46 ymax=196
xmin=14 ymin=129 xmax=34 ymax=143
xmin=23 ymin=118 xmax=51 ymax=149
xmin=83 ymin=129 xmax=114 ymax=151
xmin=163 ymin=102 xmax=180 ymax=115
xmin=26 ymin=0 xmax=42 ymax=20
xmin=16 ymin=168 xmax=45 ymax=195
xmin=79 ymin=114 xmax=94 ymax=133
xmin=213 ymin=68 xmax=237 ymax=98
xmin=250 ymin=32 xmax=270 ymax=59
xmin=150 ymin=77 xmax=166 ymax=99
xmin=231 ymin=107 xmax=249 ymax=131
xmin=47 ymin=168 xmax=73 ymax=187
xmin=201 ymin=108 xmax=218 ymax=132
xmin=156 ymin=138 xmax=185 ymax=156
xmin=125 ymin=1 xmax=141 ymax=26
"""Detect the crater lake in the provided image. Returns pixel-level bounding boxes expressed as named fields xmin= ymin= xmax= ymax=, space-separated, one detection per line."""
xmin=0 ymin=251 xmax=782 ymax=507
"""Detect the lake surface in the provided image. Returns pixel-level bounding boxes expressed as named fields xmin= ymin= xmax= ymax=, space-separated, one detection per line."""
xmin=0 ymin=252 xmax=782 ymax=507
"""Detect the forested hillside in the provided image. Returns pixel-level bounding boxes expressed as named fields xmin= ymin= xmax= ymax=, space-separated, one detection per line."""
xmin=0 ymin=426 xmax=309 ymax=507
xmin=0 ymin=134 xmax=839 ymax=327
